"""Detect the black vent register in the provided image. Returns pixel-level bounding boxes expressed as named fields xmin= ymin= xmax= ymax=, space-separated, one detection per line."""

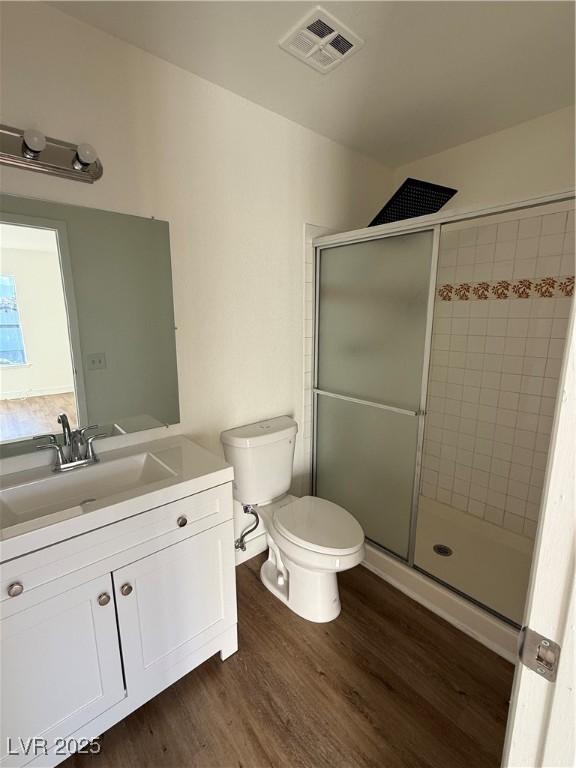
xmin=369 ymin=178 xmax=457 ymax=226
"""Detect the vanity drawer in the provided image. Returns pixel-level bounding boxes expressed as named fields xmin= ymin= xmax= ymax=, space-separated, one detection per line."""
xmin=1 ymin=483 xmax=233 ymax=608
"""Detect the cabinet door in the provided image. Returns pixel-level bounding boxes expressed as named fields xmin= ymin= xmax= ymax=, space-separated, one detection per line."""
xmin=113 ymin=521 xmax=236 ymax=700
xmin=1 ymin=575 xmax=124 ymax=766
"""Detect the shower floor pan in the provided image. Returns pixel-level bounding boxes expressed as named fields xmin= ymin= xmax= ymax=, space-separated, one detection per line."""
xmin=414 ymin=496 xmax=533 ymax=625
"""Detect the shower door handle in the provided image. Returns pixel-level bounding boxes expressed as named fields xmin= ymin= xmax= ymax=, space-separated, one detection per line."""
xmin=313 ymin=389 xmax=419 ymax=417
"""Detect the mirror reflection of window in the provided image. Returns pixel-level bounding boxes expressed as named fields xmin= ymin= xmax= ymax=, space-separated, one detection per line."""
xmin=0 ymin=276 xmax=27 ymax=365
xmin=0 ymin=223 xmax=78 ymax=442
xmin=0 ymin=195 xmax=180 ymax=456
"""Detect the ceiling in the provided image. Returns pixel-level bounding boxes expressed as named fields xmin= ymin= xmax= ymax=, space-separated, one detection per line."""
xmin=52 ymin=1 xmax=575 ymax=167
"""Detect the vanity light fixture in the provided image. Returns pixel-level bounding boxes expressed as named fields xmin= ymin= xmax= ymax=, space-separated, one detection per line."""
xmin=0 ymin=123 xmax=103 ymax=182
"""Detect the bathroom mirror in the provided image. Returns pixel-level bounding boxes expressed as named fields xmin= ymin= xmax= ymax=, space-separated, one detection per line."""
xmin=0 ymin=194 xmax=179 ymax=456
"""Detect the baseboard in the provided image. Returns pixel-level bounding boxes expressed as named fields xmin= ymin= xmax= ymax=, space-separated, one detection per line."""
xmin=363 ymin=542 xmax=518 ymax=664
xmin=235 ymin=532 xmax=267 ymax=566
xmin=2 ymin=386 xmax=74 ymax=400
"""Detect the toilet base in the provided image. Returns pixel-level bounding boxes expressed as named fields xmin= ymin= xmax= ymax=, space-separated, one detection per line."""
xmin=260 ymin=552 xmax=341 ymax=623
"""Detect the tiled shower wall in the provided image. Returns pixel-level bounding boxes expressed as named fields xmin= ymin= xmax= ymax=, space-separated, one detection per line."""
xmin=421 ymin=203 xmax=574 ymax=541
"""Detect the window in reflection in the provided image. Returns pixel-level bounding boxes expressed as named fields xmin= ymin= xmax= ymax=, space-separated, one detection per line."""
xmin=0 ymin=224 xmax=78 ymax=441
xmin=0 ymin=276 xmax=27 ymax=365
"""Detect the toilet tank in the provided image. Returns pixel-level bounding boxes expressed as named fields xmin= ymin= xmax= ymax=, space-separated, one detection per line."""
xmin=220 ymin=416 xmax=298 ymax=506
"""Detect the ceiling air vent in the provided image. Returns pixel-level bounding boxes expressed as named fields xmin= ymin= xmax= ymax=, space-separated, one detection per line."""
xmin=279 ymin=6 xmax=364 ymax=74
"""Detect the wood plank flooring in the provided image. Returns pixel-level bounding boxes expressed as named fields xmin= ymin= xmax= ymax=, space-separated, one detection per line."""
xmin=70 ymin=555 xmax=514 ymax=768
xmin=0 ymin=392 xmax=77 ymax=441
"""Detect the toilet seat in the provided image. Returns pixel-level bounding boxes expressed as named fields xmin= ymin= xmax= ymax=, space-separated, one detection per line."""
xmin=273 ymin=496 xmax=364 ymax=556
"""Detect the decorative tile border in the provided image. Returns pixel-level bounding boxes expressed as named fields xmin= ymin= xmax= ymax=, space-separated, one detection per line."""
xmin=437 ymin=275 xmax=574 ymax=301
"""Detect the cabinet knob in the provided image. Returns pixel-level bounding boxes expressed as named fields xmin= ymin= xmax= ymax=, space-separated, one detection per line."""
xmin=120 ymin=583 xmax=133 ymax=596
xmin=7 ymin=582 xmax=24 ymax=598
xmin=97 ymin=592 xmax=111 ymax=606
xmin=177 ymin=515 xmax=188 ymax=528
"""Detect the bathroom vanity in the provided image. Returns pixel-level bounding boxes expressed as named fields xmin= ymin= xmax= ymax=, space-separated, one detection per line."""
xmin=0 ymin=194 xmax=237 ymax=767
xmin=0 ymin=435 xmax=237 ymax=768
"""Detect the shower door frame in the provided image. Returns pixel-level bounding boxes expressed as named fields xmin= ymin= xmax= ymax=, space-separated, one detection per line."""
xmin=310 ymin=189 xmax=575 ymax=566
xmin=311 ymin=225 xmax=441 ymax=566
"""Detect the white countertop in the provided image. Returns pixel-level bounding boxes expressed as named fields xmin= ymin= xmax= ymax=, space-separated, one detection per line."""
xmin=0 ymin=435 xmax=233 ymax=562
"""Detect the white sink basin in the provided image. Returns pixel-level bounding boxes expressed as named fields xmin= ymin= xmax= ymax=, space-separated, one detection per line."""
xmin=0 ymin=452 xmax=176 ymax=538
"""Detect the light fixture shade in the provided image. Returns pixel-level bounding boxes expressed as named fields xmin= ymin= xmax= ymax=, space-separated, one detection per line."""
xmin=76 ymin=143 xmax=98 ymax=166
xmin=22 ymin=129 xmax=46 ymax=157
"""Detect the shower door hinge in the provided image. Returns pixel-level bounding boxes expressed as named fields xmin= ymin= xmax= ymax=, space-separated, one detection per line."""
xmin=518 ymin=626 xmax=561 ymax=682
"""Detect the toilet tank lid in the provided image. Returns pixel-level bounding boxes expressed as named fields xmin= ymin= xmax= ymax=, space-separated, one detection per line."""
xmin=221 ymin=416 xmax=298 ymax=448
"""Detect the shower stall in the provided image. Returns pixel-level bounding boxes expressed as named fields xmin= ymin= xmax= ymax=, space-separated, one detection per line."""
xmin=311 ymin=196 xmax=574 ymax=626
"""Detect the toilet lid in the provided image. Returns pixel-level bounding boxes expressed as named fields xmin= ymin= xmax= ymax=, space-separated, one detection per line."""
xmin=274 ymin=496 xmax=364 ymax=555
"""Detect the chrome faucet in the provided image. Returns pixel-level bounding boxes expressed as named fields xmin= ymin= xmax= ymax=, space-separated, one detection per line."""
xmin=34 ymin=413 xmax=107 ymax=472
xmin=57 ymin=413 xmax=72 ymax=449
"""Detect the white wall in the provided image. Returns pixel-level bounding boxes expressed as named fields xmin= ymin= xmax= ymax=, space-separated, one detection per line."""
xmin=0 ymin=3 xmax=392 ymax=472
xmin=0 ymin=246 xmax=75 ymax=400
xmin=393 ymin=107 xmax=575 ymax=211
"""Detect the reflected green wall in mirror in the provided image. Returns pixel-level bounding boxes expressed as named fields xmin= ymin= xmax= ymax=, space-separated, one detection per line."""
xmin=0 ymin=194 xmax=179 ymax=455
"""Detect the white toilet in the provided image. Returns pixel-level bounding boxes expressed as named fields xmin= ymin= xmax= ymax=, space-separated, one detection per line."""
xmin=220 ymin=416 xmax=365 ymax=623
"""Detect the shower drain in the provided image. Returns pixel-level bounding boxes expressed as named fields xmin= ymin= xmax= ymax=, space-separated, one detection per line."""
xmin=433 ymin=544 xmax=453 ymax=557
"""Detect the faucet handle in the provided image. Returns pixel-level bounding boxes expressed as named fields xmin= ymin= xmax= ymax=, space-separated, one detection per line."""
xmin=85 ymin=433 xmax=108 ymax=461
xmin=33 ymin=433 xmax=57 ymax=445
xmin=78 ymin=425 xmax=99 ymax=438
xmin=36 ymin=442 xmax=65 ymax=468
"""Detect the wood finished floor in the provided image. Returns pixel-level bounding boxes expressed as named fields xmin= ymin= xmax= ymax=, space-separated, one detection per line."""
xmin=0 ymin=392 xmax=77 ymax=440
xmin=70 ymin=555 xmax=514 ymax=768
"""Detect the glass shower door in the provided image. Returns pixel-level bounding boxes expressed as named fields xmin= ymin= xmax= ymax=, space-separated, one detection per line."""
xmin=314 ymin=230 xmax=435 ymax=560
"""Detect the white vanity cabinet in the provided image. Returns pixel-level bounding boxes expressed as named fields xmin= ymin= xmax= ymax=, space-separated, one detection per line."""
xmin=0 ymin=469 xmax=237 ymax=768
xmin=1 ymin=575 xmax=125 ymax=767
xmin=113 ymin=521 xmax=237 ymax=701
